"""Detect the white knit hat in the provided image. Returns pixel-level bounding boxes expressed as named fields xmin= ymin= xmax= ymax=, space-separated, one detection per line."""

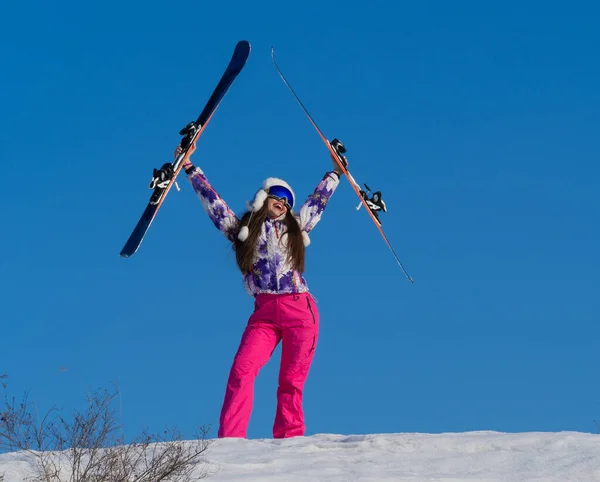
xmin=237 ymin=177 xmax=310 ymax=246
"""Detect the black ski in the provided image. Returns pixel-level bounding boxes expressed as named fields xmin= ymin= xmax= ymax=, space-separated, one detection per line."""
xmin=120 ymin=40 xmax=251 ymax=258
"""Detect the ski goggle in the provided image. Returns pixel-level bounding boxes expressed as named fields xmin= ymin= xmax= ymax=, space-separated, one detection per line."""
xmin=267 ymin=185 xmax=294 ymax=209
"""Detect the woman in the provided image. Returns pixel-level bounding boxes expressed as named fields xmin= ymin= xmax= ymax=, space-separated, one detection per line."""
xmin=177 ymin=141 xmax=344 ymax=439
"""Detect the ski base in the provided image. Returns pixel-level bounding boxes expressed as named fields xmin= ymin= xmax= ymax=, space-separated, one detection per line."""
xmin=120 ymin=40 xmax=251 ymax=258
xmin=271 ymin=47 xmax=414 ymax=283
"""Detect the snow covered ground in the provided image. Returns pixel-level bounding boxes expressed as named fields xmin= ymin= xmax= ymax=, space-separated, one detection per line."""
xmin=1 ymin=431 xmax=600 ymax=481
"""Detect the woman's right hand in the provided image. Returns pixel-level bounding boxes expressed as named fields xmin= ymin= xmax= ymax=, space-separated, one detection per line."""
xmin=174 ymin=140 xmax=197 ymax=159
xmin=175 ymin=141 xmax=197 ymax=168
xmin=174 ymin=145 xmax=183 ymax=159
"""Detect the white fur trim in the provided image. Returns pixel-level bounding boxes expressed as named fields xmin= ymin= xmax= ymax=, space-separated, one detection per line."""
xmin=302 ymin=231 xmax=310 ymax=246
xmin=237 ymin=225 xmax=249 ymax=242
xmin=250 ymin=189 xmax=268 ymax=212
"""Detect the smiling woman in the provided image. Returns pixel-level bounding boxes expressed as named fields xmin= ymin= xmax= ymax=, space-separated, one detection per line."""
xmin=234 ymin=177 xmax=309 ymax=276
xmin=175 ymin=140 xmax=344 ymax=440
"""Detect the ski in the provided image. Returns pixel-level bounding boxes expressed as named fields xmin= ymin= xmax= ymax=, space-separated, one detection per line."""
xmin=271 ymin=47 xmax=414 ymax=283
xmin=120 ymin=40 xmax=251 ymax=258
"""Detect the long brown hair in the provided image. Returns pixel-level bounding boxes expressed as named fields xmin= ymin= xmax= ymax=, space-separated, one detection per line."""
xmin=233 ymin=203 xmax=306 ymax=274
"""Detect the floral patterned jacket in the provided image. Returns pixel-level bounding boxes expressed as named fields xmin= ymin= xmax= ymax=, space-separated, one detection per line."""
xmin=185 ymin=166 xmax=340 ymax=297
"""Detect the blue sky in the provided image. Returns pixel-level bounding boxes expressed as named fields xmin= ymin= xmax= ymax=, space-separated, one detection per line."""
xmin=1 ymin=0 xmax=599 ymax=442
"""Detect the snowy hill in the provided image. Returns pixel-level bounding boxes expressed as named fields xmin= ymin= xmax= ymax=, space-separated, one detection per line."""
xmin=1 ymin=431 xmax=600 ymax=481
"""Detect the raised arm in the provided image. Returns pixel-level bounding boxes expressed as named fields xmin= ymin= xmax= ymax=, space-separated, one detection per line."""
xmin=179 ymin=144 xmax=239 ymax=242
xmin=297 ymin=167 xmax=342 ymax=234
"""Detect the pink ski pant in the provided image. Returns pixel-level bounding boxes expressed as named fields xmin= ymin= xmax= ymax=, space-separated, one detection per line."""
xmin=218 ymin=292 xmax=319 ymax=439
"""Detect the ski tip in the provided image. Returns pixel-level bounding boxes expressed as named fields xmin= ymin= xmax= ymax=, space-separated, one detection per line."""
xmin=232 ymin=40 xmax=251 ymax=65
xmin=236 ymin=40 xmax=251 ymax=53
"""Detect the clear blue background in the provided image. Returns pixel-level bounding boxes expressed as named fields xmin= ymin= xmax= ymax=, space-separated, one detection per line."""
xmin=1 ymin=0 xmax=599 ymax=442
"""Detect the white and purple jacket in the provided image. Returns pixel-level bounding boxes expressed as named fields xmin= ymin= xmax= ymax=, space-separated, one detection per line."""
xmin=185 ymin=167 xmax=340 ymax=297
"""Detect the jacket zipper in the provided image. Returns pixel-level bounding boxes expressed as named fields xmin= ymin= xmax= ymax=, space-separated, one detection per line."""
xmin=273 ymin=222 xmax=279 ymax=290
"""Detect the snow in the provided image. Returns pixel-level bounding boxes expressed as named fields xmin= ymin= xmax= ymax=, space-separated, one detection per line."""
xmin=1 ymin=431 xmax=600 ymax=481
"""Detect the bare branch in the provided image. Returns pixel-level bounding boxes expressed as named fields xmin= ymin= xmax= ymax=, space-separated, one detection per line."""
xmin=1 ymin=385 xmax=211 ymax=481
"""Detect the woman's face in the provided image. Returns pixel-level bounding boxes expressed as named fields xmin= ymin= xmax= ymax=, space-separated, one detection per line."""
xmin=266 ymin=196 xmax=288 ymax=218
